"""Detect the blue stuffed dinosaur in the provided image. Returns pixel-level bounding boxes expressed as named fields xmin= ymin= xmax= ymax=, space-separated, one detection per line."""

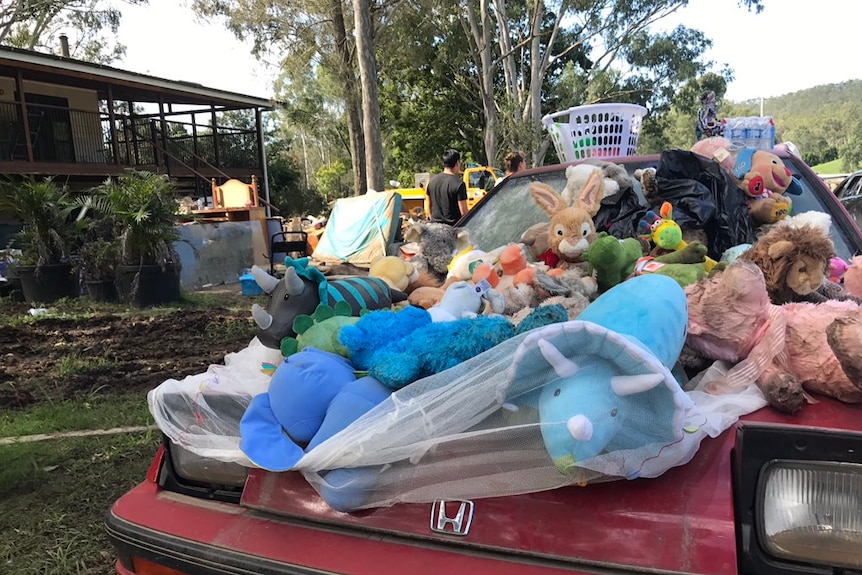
xmin=502 ymin=273 xmax=689 ymax=476
xmin=339 ymin=304 xmax=570 ymax=390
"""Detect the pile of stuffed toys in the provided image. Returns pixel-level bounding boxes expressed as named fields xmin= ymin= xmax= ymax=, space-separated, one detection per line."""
xmin=236 ymin=135 xmax=862 ymax=507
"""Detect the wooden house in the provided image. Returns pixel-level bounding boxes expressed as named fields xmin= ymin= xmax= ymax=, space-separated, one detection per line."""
xmin=0 ymin=45 xmax=274 ymax=202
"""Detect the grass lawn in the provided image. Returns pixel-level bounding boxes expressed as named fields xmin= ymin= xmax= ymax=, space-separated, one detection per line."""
xmin=0 ymin=286 xmax=259 ymax=574
xmin=0 ymin=431 xmax=161 ymax=575
xmin=811 ymin=157 xmax=861 ymax=174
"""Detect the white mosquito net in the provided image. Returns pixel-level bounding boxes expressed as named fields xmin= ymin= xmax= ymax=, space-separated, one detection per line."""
xmin=149 ymin=274 xmax=768 ymax=511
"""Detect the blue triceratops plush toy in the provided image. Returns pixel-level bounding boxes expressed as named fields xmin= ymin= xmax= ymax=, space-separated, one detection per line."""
xmin=500 ymin=273 xmax=689 ymax=476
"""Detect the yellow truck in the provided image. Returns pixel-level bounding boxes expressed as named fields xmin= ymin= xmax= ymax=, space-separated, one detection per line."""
xmin=391 ymin=165 xmax=504 ymax=216
xmin=463 ymin=165 xmax=505 ymax=209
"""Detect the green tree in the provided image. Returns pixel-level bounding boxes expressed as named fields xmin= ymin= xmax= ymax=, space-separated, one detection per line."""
xmin=0 ymin=0 xmax=147 ymax=64
xmin=315 ymin=159 xmax=351 ymax=204
xmin=267 ymin=139 xmax=326 ymax=218
xmin=191 ymin=0 xmax=368 ymax=195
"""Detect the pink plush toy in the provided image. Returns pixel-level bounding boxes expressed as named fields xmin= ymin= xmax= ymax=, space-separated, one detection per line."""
xmin=691 ymin=136 xmax=735 ymax=173
xmin=844 ymin=256 xmax=862 ymax=298
xmin=829 ymin=256 xmax=850 ymax=284
xmin=685 ymin=260 xmax=862 ymax=414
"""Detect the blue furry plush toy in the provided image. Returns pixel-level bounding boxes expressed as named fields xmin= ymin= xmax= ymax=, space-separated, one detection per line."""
xmin=339 ymin=304 xmax=569 ymax=390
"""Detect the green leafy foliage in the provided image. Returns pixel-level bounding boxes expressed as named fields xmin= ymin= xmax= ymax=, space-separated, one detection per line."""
xmin=90 ymin=170 xmax=180 ymax=266
xmin=0 ymin=178 xmax=81 ymax=267
xmin=0 ymin=0 xmax=149 ymax=64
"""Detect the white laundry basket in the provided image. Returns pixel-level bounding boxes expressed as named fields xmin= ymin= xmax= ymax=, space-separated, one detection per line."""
xmin=542 ymin=104 xmax=648 ymax=162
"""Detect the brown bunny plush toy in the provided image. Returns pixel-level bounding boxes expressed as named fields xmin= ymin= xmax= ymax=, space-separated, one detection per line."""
xmin=529 ymin=171 xmax=603 ymax=269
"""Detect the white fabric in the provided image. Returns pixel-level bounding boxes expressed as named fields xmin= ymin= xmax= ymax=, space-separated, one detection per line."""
xmin=149 ymin=328 xmax=768 ymax=509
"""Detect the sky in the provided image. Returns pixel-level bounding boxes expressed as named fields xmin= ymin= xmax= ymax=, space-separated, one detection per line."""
xmin=116 ymin=0 xmax=860 ymax=104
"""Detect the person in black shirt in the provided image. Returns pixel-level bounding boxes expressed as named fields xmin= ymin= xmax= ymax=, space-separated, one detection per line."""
xmin=424 ymin=149 xmax=468 ymax=225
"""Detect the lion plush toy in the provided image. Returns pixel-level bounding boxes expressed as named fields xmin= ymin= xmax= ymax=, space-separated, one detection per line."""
xmin=740 ymin=222 xmax=834 ymax=305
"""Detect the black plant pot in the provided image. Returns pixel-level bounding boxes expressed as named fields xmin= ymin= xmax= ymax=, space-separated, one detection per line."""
xmin=84 ymin=279 xmax=118 ymax=303
xmin=116 ymin=264 xmax=181 ymax=307
xmin=16 ymin=264 xmax=78 ymax=304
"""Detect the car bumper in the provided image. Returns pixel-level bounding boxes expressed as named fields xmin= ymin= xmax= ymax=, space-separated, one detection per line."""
xmin=107 ymin=481 xmax=635 ymax=575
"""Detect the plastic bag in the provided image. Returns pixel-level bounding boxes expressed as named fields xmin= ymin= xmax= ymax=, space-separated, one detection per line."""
xmin=148 ymin=337 xmax=283 ymax=465
xmin=151 ymin=276 xmax=768 ymax=511
xmin=594 ymin=182 xmax=649 ymax=239
xmin=654 ymin=149 xmax=756 ymax=259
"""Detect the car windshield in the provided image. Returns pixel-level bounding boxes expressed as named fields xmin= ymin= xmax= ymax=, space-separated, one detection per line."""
xmin=461 ymin=157 xmax=861 ymax=261
xmin=842 ymin=195 xmax=862 ymax=231
xmin=781 ymin=158 xmax=858 ymax=260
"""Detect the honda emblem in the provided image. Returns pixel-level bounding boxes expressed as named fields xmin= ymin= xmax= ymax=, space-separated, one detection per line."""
xmin=430 ymin=499 xmax=474 ymax=536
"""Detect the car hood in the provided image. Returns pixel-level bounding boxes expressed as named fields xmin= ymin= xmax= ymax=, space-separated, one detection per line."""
xmin=240 ymin=397 xmax=862 ymax=575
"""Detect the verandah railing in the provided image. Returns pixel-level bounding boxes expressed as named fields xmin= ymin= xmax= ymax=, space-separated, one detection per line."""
xmin=0 ymin=100 xmax=260 ymax=171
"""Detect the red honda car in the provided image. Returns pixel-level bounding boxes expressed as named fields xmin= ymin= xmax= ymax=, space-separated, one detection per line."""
xmin=106 ymin=150 xmax=862 ymax=575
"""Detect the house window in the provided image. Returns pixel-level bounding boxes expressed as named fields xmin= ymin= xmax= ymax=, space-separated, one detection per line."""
xmin=16 ymin=93 xmax=76 ymax=163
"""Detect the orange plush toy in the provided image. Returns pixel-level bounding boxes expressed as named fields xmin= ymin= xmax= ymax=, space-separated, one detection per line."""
xmin=732 ymin=148 xmax=803 ymax=225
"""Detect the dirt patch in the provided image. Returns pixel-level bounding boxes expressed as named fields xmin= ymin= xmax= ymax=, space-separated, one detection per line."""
xmin=0 ymin=286 xmax=263 ymax=410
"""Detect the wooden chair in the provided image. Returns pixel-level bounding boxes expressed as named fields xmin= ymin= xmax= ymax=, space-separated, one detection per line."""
xmin=211 ymin=176 xmax=259 ymax=208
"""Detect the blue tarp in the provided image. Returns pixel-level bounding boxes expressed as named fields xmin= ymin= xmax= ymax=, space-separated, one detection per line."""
xmin=312 ymin=191 xmax=402 ymax=266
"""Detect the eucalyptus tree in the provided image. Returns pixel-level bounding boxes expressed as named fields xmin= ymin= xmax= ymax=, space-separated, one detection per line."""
xmin=460 ymin=0 xmax=764 ymax=165
xmin=353 ymin=0 xmax=385 ymax=192
xmin=0 ymin=0 xmax=146 ymax=63
xmin=191 ymin=0 xmax=369 ymax=195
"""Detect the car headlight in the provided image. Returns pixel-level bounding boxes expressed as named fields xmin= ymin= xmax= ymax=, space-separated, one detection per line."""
xmin=168 ymin=441 xmax=249 ymax=487
xmin=759 ymin=460 xmax=862 ymax=568
xmin=158 ymin=438 xmax=249 ymax=503
xmin=733 ymin=422 xmax=862 ymax=575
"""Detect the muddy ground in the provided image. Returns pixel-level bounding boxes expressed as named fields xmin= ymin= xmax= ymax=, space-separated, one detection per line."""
xmin=0 ymin=286 xmax=263 ymax=411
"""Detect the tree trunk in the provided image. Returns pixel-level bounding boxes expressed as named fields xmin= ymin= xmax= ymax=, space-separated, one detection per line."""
xmin=352 ymin=0 xmax=385 ymax=193
xmin=464 ymin=0 xmax=498 ymax=165
xmin=332 ymin=0 xmax=367 ymax=195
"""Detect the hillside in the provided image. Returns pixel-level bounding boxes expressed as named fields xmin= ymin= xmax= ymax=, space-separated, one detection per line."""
xmin=748 ymin=80 xmax=862 ymax=118
xmin=725 ymin=80 xmax=862 ymax=172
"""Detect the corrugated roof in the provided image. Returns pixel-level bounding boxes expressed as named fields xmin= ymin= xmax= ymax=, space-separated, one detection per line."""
xmin=0 ymin=45 xmax=275 ymax=109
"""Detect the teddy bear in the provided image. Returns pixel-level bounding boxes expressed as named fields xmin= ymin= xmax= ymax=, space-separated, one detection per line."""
xmin=690 ymin=137 xmax=801 ymax=226
xmin=844 ymin=256 xmax=862 ymax=298
xmin=560 ymin=163 xmax=621 ymax=207
xmin=520 ymin=221 xmax=551 ymax=262
xmin=426 ymin=279 xmax=505 ymax=322
xmin=529 ymin=172 xmax=603 ymax=269
xmin=690 ymin=135 xmax=735 ymax=173
xmin=338 ymin=304 xmax=566 ymax=390
xmin=407 ymin=285 xmax=445 ymax=310
xmin=239 ymin=348 xmax=393 ymax=472
xmin=446 ymin=246 xmax=507 ymax=282
xmin=739 ymin=221 xmax=834 ymax=305
xmin=368 ymin=255 xmax=418 ymax=292
xmin=583 ymin=232 xmax=711 ymax=292
xmin=684 ymin=260 xmax=862 ymax=414
xmin=400 ymin=222 xmax=471 ymax=285
xmin=637 ymin=201 xmax=720 ymax=272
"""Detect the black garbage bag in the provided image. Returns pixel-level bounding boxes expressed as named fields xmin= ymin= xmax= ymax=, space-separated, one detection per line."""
xmin=654 ymin=149 xmax=756 ymax=260
xmin=594 ymin=179 xmax=649 ymax=240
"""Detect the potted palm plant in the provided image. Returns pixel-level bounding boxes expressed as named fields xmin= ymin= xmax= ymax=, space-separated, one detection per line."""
xmin=76 ymin=239 xmax=120 ymax=302
xmin=0 ymin=177 xmax=81 ymax=304
xmin=95 ymin=169 xmax=182 ymax=307
xmin=74 ymin=194 xmax=120 ymax=302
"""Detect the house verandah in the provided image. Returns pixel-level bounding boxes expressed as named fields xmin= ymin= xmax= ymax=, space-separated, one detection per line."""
xmin=0 ymin=45 xmax=274 ymax=203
